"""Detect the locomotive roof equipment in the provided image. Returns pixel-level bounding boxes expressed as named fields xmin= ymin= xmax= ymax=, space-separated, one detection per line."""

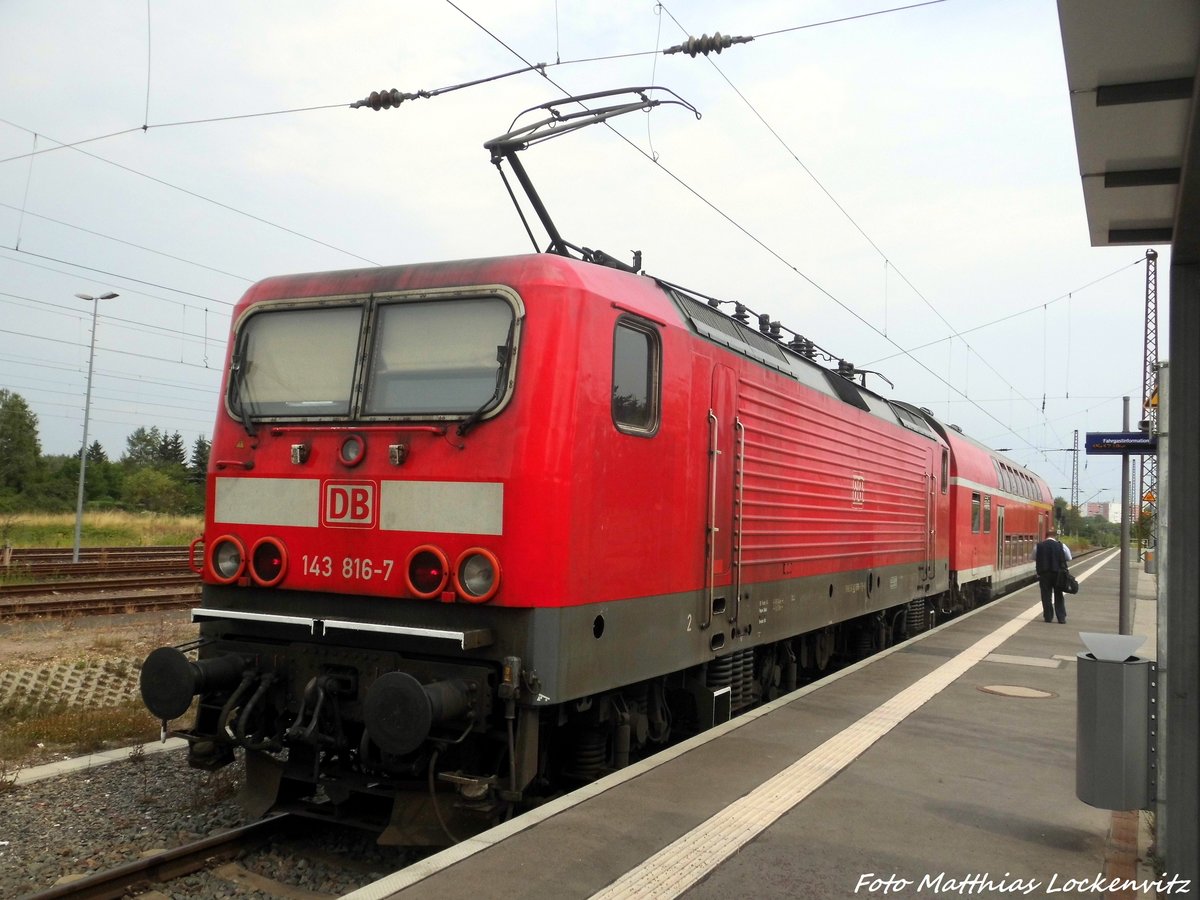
xmin=483 ymin=86 xmax=700 ymax=271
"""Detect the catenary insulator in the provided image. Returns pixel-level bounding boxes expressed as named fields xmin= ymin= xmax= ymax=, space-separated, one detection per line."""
xmin=665 ymin=32 xmax=754 ymax=58
xmin=351 ymin=88 xmax=418 ymax=110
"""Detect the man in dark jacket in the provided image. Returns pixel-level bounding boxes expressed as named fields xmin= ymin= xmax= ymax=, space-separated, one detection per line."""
xmin=1034 ymin=530 xmax=1073 ymax=623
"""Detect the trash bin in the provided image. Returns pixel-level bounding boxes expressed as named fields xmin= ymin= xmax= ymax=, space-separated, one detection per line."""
xmin=1076 ymin=635 xmax=1154 ymax=810
xmin=1144 ymin=548 xmax=1157 ymax=574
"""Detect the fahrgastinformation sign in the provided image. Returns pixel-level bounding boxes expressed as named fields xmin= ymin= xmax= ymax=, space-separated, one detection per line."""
xmin=1085 ymin=432 xmax=1158 ymax=456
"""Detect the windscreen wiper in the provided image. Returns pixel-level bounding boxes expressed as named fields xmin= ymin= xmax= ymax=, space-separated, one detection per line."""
xmin=228 ymin=349 xmax=258 ymax=438
xmin=457 ymin=319 xmax=517 ymax=437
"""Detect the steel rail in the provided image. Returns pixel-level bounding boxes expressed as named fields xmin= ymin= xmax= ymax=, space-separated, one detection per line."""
xmin=0 ymin=574 xmax=200 ymax=599
xmin=20 ymin=815 xmax=291 ymax=900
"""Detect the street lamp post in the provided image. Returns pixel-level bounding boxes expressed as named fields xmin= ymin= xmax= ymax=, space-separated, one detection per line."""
xmin=72 ymin=291 xmax=118 ymax=563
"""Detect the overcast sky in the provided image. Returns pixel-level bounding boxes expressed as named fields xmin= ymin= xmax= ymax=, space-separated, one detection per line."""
xmin=0 ymin=0 xmax=1164 ymax=508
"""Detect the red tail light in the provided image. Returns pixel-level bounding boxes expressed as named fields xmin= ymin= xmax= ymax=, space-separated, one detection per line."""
xmin=249 ymin=537 xmax=288 ymax=587
xmin=405 ymin=545 xmax=449 ymax=599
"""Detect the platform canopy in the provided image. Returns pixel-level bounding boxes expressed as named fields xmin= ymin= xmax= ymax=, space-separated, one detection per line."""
xmin=1057 ymin=0 xmax=1200 ymax=262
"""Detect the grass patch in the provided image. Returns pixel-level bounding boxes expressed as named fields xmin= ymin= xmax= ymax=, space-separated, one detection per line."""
xmin=0 ymin=698 xmax=163 ymax=761
xmin=2 ymin=510 xmax=202 ymax=548
xmin=90 ymin=636 xmax=136 ymax=657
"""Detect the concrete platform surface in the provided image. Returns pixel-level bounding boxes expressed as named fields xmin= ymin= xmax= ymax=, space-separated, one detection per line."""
xmin=345 ymin=550 xmax=1163 ymax=899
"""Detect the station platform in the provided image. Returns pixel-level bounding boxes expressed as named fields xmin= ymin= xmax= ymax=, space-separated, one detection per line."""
xmin=345 ymin=549 xmax=1158 ymax=900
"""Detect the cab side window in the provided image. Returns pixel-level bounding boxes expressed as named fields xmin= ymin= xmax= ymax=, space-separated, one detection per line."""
xmin=612 ymin=318 xmax=660 ymax=435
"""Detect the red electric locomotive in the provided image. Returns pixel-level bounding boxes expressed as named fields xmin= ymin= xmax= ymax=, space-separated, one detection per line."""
xmin=139 ymin=90 xmax=1054 ymax=842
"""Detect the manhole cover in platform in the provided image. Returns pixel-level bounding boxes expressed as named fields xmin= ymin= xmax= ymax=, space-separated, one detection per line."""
xmin=977 ymin=684 xmax=1057 ymax=699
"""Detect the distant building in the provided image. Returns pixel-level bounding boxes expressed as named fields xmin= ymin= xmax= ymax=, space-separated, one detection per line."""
xmin=1085 ymin=501 xmax=1122 ymax=525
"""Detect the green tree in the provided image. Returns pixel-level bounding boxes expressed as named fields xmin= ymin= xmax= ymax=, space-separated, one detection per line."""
xmin=25 ymin=454 xmax=78 ymax=510
xmin=158 ymin=431 xmax=187 ymax=467
xmin=123 ymin=426 xmax=163 ymax=466
xmin=0 ymin=389 xmax=43 ymax=494
xmin=122 ymin=467 xmax=189 ymax=513
xmin=84 ymin=440 xmax=120 ymax=502
xmin=189 ymin=435 xmax=211 ymax=482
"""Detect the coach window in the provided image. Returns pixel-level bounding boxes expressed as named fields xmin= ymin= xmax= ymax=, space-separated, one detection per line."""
xmin=941 ymin=449 xmax=949 ymax=494
xmin=983 ymin=496 xmax=992 ymax=533
xmin=971 ymin=492 xmax=981 ymax=533
xmin=612 ymin=318 xmax=661 ymax=435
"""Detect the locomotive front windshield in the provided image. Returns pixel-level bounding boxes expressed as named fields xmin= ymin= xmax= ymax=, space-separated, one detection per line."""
xmin=233 ymin=306 xmax=363 ymax=417
xmin=364 ymin=298 xmax=513 ymax=415
xmin=230 ymin=296 xmax=516 ymax=421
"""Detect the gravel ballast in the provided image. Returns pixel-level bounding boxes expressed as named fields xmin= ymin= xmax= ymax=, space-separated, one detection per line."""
xmin=0 ymin=613 xmax=417 ymax=896
xmin=1 ymin=747 xmax=414 ymax=897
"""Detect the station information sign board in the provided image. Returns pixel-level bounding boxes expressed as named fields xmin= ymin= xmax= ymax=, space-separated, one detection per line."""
xmin=1085 ymin=431 xmax=1158 ymax=455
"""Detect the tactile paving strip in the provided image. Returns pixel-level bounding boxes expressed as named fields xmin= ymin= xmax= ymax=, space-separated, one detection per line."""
xmin=0 ymin=658 xmax=141 ymax=711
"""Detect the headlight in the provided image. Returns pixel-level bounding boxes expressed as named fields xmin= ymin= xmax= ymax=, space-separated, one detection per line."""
xmin=250 ymin=537 xmax=287 ymax=587
xmin=210 ymin=536 xmax=246 ymax=584
xmin=454 ymin=549 xmax=501 ymax=603
xmin=340 ymin=434 xmax=366 ymax=467
xmin=405 ymin=545 xmax=449 ymax=599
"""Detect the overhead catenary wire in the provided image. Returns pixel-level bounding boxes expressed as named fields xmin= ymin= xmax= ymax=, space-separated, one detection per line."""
xmin=0 ymin=1 xmax=1117 ymax=471
xmin=0 ymin=247 xmax=235 ymax=307
xmin=143 ymin=0 xmax=153 ymax=128
xmin=0 ymin=118 xmax=380 ymax=267
xmin=0 ymin=3 xmax=953 ymax=166
xmin=0 ymin=201 xmax=254 ymax=283
xmin=862 ymin=257 xmax=1145 ymax=365
xmin=0 ymin=293 xmax=225 ymax=346
xmin=15 ymin=131 xmax=36 ymax=250
xmin=653 ymin=2 xmax=1064 ymax=454
xmin=0 ymin=325 xmax=222 ymax=371
xmin=440 ymin=2 xmax=1054 ymax=462
xmin=0 ymin=352 xmax=221 ymax=394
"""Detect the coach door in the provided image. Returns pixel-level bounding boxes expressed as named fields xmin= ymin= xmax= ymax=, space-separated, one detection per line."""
xmin=704 ymin=365 xmax=739 ymax=630
xmin=923 ymin=472 xmax=935 ymax=580
xmin=996 ymin=506 xmax=1006 ymax=572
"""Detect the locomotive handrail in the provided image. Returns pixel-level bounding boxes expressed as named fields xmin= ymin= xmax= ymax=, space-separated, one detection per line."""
xmin=187 ymin=537 xmax=205 ymax=575
xmin=268 ymin=424 xmax=447 ymax=436
xmin=214 ymin=459 xmax=254 ymax=470
xmin=704 ymin=410 xmax=720 ymax=631
xmin=192 ymin=608 xmax=316 ymax=631
xmin=323 ymin=618 xmax=494 ymax=651
xmin=191 ymin=608 xmax=493 ymax=650
xmin=732 ymin=417 xmax=746 ymax=629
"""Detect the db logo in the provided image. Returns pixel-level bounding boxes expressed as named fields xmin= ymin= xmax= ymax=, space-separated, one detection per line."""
xmin=851 ymin=474 xmax=866 ymax=508
xmin=322 ymin=480 xmax=378 ymax=529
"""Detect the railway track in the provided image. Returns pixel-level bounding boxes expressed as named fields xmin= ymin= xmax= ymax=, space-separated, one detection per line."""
xmin=5 ymin=559 xmax=191 ymax=579
xmin=0 ymin=546 xmax=199 ymax=620
xmin=3 ymin=546 xmax=190 ymax=578
xmin=22 ymin=815 xmax=290 ymax=900
xmin=5 ymin=546 xmax=187 ymax=561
